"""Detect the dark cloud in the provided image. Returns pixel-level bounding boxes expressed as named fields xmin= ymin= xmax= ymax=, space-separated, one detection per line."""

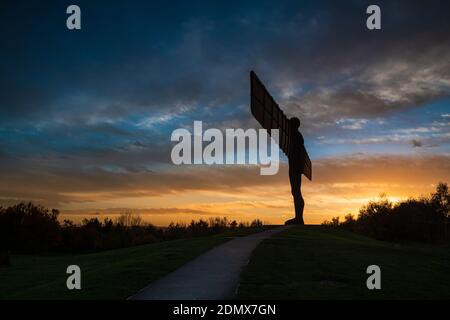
xmin=411 ymin=139 xmax=423 ymax=148
xmin=1 ymin=153 xmax=449 ymax=208
xmin=313 ymin=154 xmax=450 ymax=185
xmin=1 ymin=0 xmax=450 ymax=126
xmin=61 ymin=207 xmax=214 ymax=216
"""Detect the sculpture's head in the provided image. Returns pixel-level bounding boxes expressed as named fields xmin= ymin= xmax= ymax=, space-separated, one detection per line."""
xmin=289 ymin=117 xmax=300 ymax=129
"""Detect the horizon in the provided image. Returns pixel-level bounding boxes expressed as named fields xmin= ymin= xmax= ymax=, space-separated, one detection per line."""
xmin=1 ymin=0 xmax=450 ymax=226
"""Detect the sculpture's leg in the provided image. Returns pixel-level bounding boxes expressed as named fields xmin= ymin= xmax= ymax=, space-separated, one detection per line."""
xmin=294 ymin=188 xmax=305 ymax=224
xmin=286 ymin=171 xmax=305 ymax=225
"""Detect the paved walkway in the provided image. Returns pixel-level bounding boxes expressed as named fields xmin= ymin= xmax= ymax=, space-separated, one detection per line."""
xmin=129 ymin=226 xmax=290 ymax=300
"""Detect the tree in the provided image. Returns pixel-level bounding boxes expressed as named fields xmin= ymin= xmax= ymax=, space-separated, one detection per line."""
xmin=115 ymin=211 xmax=143 ymax=227
xmin=431 ymin=182 xmax=449 ymax=218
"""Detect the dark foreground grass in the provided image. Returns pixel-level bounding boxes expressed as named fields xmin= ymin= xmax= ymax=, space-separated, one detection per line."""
xmin=236 ymin=226 xmax=450 ymax=299
xmin=0 ymin=228 xmax=268 ymax=299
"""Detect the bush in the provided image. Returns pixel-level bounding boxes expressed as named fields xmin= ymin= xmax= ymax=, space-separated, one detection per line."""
xmin=59 ymin=216 xmax=160 ymax=252
xmin=250 ymin=219 xmax=264 ymax=228
xmin=323 ymin=182 xmax=450 ymax=243
xmin=0 ymin=202 xmax=61 ymax=253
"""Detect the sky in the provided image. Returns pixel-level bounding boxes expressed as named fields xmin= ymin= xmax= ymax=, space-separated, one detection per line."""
xmin=1 ymin=0 xmax=449 ymax=225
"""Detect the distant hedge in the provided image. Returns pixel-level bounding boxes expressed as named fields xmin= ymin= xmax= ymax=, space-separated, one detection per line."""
xmin=0 ymin=204 xmax=264 ymax=254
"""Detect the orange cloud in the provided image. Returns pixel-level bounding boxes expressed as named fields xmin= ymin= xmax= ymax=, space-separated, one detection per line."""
xmin=1 ymin=154 xmax=449 ymax=225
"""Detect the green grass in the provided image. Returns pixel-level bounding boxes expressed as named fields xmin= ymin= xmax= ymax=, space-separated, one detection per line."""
xmin=0 ymin=228 xmax=266 ymax=299
xmin=236 ymin=226 xmax=450 ymax=299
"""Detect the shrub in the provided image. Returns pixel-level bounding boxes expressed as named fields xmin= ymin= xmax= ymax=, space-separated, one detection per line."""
xmin=0 ymin=202 xmax=61 ymax=253
xmin=250 ymin=219 xmax=264 ymax=228
xmin=323 ymin=182 xmax=450 ymax=243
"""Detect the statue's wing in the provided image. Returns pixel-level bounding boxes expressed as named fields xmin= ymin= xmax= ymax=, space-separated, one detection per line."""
xmin=250 ymin=71 xmax=290 ymax=155
xmin=250 ymin=71 xmax=312 ymax=180
xmin=301 ymin=145 xmax=312 ymax=180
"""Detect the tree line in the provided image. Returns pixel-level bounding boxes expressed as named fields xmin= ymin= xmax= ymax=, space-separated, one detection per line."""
xmin=0 ymin=204 xmax=264 ymax=265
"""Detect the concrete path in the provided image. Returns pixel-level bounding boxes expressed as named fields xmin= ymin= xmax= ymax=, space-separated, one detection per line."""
xmin=129 ymin=226 xmax=290 ymax=300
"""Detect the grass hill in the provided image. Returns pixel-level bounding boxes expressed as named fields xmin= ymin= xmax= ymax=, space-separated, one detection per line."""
xmin=236 ymin=226 xmax=450 ymax=299
xmin=0 ymin=228 xmax=260 ymax=299
xmin=2 ymin=225 xmax=449 ymax=299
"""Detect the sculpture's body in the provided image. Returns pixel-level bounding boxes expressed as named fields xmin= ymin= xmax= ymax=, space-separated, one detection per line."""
xmin=250 ymin=71 xmax=312 ymax=225
xmin=286 ymin=117 xmax=305 ymax=225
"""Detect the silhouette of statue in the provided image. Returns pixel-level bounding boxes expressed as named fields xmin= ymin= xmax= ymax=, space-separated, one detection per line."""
xmin=285 ymin=117 xmax=305 ymax=225
xmin=250 ymin=71 xmax=312 ymax=225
